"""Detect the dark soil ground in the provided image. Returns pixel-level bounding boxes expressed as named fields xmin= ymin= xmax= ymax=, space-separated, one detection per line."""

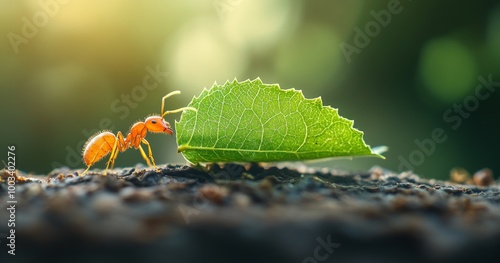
xmin=1 ymin=163 xmax=499 ymax=263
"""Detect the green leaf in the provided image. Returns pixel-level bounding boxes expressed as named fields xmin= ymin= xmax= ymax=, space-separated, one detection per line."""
xmin=175 ymin=78 xmax=384 ymax=163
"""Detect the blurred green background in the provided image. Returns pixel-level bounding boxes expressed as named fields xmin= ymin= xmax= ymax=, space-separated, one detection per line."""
xmin=0 ymin=0 xmax=499 ymax=179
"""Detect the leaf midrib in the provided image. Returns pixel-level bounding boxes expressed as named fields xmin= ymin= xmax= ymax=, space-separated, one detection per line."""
xmin=178 ymin=145 xmax=350 ymax=155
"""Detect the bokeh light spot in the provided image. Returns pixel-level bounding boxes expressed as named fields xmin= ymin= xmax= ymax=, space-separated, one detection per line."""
xmin=222 ymin=0 xmax=297 ymax=53
xmin=418 ymin=37 xmax=478 ymax=104
xmin=167 ymin=18 xmax=247 ymax=96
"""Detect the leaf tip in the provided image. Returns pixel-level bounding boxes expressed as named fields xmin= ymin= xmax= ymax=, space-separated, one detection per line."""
xmin=371 ymin=146 xmax=388 ymax=159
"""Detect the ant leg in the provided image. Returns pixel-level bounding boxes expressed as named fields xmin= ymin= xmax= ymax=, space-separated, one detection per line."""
xmin=138 ymin=145 xmax=153 ymax=167
xmin=105 ymin=139 xmax=119 ymax=175
xmin=106 ymin=150 xmax=119 ymax=170
xmin=141 ymin=138 xmax=158 ymax=169
xmin=81 ymin=166 xmax=90 ymax=176
xmin=105 ymin=132 xmax=126 ymax=174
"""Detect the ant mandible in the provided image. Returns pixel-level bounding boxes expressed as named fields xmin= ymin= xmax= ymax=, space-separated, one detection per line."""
xmin=81 ymin=90 xmax=195 ymax=175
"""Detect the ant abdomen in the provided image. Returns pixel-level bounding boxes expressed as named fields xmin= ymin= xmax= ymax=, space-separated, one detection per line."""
xmin=82 ymin=131 xmax=117 ymax=167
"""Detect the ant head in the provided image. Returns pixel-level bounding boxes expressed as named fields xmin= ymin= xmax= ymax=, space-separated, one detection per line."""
xmin=144 ymin=116 xmax=173 ymax=135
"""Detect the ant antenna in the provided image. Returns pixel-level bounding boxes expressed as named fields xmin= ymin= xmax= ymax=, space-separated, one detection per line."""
xmin=161 ymin=90 xmax=197 ymax=118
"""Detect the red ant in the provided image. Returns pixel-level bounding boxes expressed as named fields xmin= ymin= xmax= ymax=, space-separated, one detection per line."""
xmin=81 ymin=91 xmax=195 ymax=175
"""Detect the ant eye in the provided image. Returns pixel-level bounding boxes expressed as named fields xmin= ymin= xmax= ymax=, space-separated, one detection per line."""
xmin=152 ymin=120 xmax=157 ymax=124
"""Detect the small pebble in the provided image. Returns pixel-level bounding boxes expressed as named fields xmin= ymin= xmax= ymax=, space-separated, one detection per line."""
xmin=473 ymin=168 xmax=494 ymax=187
xmin=199 ymin=184 xmax=229 ymax=204
xmin=450 ymin=167 xmax=473 ymax=184
xmin=370 ymin=167 xmax=383 ymax=180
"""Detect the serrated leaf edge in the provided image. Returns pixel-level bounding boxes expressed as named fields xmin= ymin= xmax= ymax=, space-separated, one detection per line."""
xmin=175 ymin=78 xmax=384 ymax=159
